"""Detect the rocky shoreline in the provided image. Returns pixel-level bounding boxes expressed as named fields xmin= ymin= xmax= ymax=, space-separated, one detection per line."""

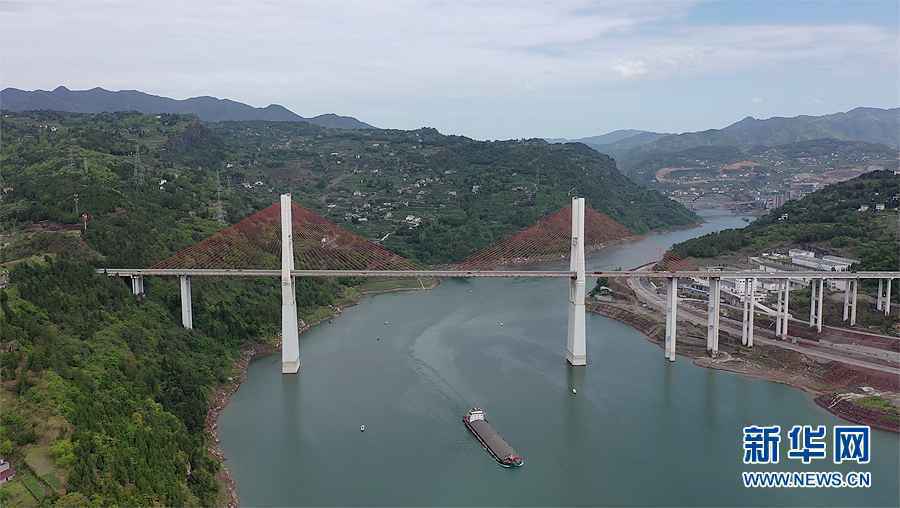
xmin=205 ymin=279 xmax=439 ymax=508
xmin=589 ymin=301 xmax=899 ymax=433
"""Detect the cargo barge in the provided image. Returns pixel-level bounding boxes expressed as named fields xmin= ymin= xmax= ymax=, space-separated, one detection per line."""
xmin=463 ymin=408 xmax=524 ymax=467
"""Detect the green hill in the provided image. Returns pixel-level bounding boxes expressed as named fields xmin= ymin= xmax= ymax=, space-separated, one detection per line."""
xmin=671 ymin=170 xmax=899 ymax=271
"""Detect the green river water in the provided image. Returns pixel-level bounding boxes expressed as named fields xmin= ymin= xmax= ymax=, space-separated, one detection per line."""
xmin=219 ymin=210 xmax=899 ymax=506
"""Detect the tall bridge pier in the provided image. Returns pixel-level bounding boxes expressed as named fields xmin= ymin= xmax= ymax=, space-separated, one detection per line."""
xmin=664 ymin=277 xmax=678 ymax=361
xmin=809 ymin=278 xmax=824 ymax=332
xmin=706 ymin=277 xmax=721 ymax=356
xmin=877 ymin=278 xmax=893 ymax=315
xmin=740 ymin=277 xmax=756 ymax=347
xmin=179 ymin=275 xmax=193 ymax=329
xmin=566 ymin=197 xmax=587 ymax=366
xmin=280 ymin=194 xmax=302 ymax=374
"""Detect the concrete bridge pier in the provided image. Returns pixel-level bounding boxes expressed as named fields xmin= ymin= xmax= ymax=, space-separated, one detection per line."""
xmin=741 ymin=278 xmax=750 ymax=346
xmin=809 ymin=279 xmax=817 ymax=327
xmin=843 ymin=280 xmax=852 ymax=321
xmin=775 ymin=281 xmax=784 ymax=337
xmin=706 ymin=277 xmax=720 ymax=356
xmin=566 ymin=197 xmax=587 ymax=366
xmin=179 ymin=275 xmax=193 ymax=329
xmin=885 ymin=278 xmax=893 ymax=316
xmin=817 ymin=279 xmax=825 ymax=332
xmin=747 ymin=278 xmax=756 ymax=347
xmin=130 ymin=275 xmax=144 ymax=297
xmin=781 ymin=280 xmax=791 ymax=342
xmin=664 ymin=277 xmax=678 ymax=361
xmin=280 ymin=194 xmax=301 ymax=374
xmin=876 ymin=279 xmax=884 ymax=311
xmin=850 ymin=278 xmax=858 ymax=326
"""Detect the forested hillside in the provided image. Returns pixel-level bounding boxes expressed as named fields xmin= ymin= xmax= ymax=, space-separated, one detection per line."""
xmin=0 ymin=110 xmax=694 ymax=505
xmin=1 ymin=111 xmax=696 ymax=265
xmin=671 ymin=171 xmax=899 ymax=270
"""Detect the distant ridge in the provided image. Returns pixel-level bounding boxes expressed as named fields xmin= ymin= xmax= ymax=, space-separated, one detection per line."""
xmin=547 ymin=129 xmax=669 ymax=158
xmin=0 ymin=86 xmax=376 ymax=129
xmin=630 ymin=107 xmax=900 ymax=155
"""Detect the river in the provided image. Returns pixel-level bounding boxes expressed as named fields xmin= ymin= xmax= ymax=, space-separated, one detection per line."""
xmin=219 ymin=209 xmax=899 ymax=506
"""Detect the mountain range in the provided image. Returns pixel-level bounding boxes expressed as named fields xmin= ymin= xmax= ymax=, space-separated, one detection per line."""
xmin=0 ymin=86 xmax=375 ymax=129
xmin=554 ymin=107 xmax=900 ymax=174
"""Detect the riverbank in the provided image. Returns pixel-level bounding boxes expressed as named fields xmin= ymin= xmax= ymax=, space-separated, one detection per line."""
xmin=206 ymin=277 xmax=440 ymax=508
xmin=589 ymin=286 xmax=900 ymax=433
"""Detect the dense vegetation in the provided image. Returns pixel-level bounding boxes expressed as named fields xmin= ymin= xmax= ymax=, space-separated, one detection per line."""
xmin=0 ymin=110 xmax=694 ymax=505
xmin=202 ymin=121 xmax=697 ymax=263
xmin=671 ymin=171 xmax=899 ymax=271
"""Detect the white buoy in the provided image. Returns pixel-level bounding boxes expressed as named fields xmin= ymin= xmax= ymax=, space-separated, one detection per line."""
xmin=360 ymin=424 xmax=366 ymax=432
xmin=571 ymin=388 xmax=577 ymax=394
xmin=498 ymin=321 xmax=504 ymax=327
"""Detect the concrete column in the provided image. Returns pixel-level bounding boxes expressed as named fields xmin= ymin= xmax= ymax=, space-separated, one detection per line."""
xmin=809 ymin=279 xmax=817 ymax=327
xmin=566 ymin=197 xmax=587 ymax=366
xmin=843 ymin=281 xmax=851 ymax=321
xmin=747 ymin=277 xmax=756 ymax=347
xmin=775 ymin=282 xmax=784 ymax=337
xmin=130 ymin=275 xmax=144 ymax=297
xmin=665 ymin=277 xmax=678 ymax=362
xmin=741 ymin=278 xmax=750 ymax=346
xmin=816 ymin=278 xmax=825 ymax=333
xmin=706 ymin=277 xmax=721 ymax=356
xmin=782 ymin=280 xmax=791 ymax=341
xmin=281 ymin=194 xmax=301 ymax=374
xmin=179 ymin=275 xmax=193 ymax=329
xmin=877 ymin=279 xmax=884 ymax=311
xmin=850 ymin=279 xmax=858 ymax=326
xmin=886 ymin=278 xmax=893 ymax=316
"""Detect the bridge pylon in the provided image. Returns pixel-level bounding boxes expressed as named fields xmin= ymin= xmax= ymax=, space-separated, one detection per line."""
xmin=566 ymin=197 xmax=587 ymax=366
xmin=281 ymin=194 xmax=301 ymax=374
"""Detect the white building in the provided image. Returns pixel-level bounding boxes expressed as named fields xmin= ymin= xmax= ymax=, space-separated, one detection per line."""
xmin=753 ymin=251 xmax=859 ymax=290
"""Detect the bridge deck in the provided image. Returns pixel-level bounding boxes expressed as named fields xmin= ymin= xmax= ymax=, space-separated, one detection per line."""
xmin=96 ymin=268 xmax=900 ymax=279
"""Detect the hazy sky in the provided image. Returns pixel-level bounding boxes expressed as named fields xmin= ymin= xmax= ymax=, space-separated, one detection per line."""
xmin=2 ymin=0 xmax=898 ymax=139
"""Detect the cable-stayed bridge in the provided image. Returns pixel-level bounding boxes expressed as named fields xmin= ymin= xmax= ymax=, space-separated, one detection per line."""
xmin=99 ymin=195 xmax=899 ymax=374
